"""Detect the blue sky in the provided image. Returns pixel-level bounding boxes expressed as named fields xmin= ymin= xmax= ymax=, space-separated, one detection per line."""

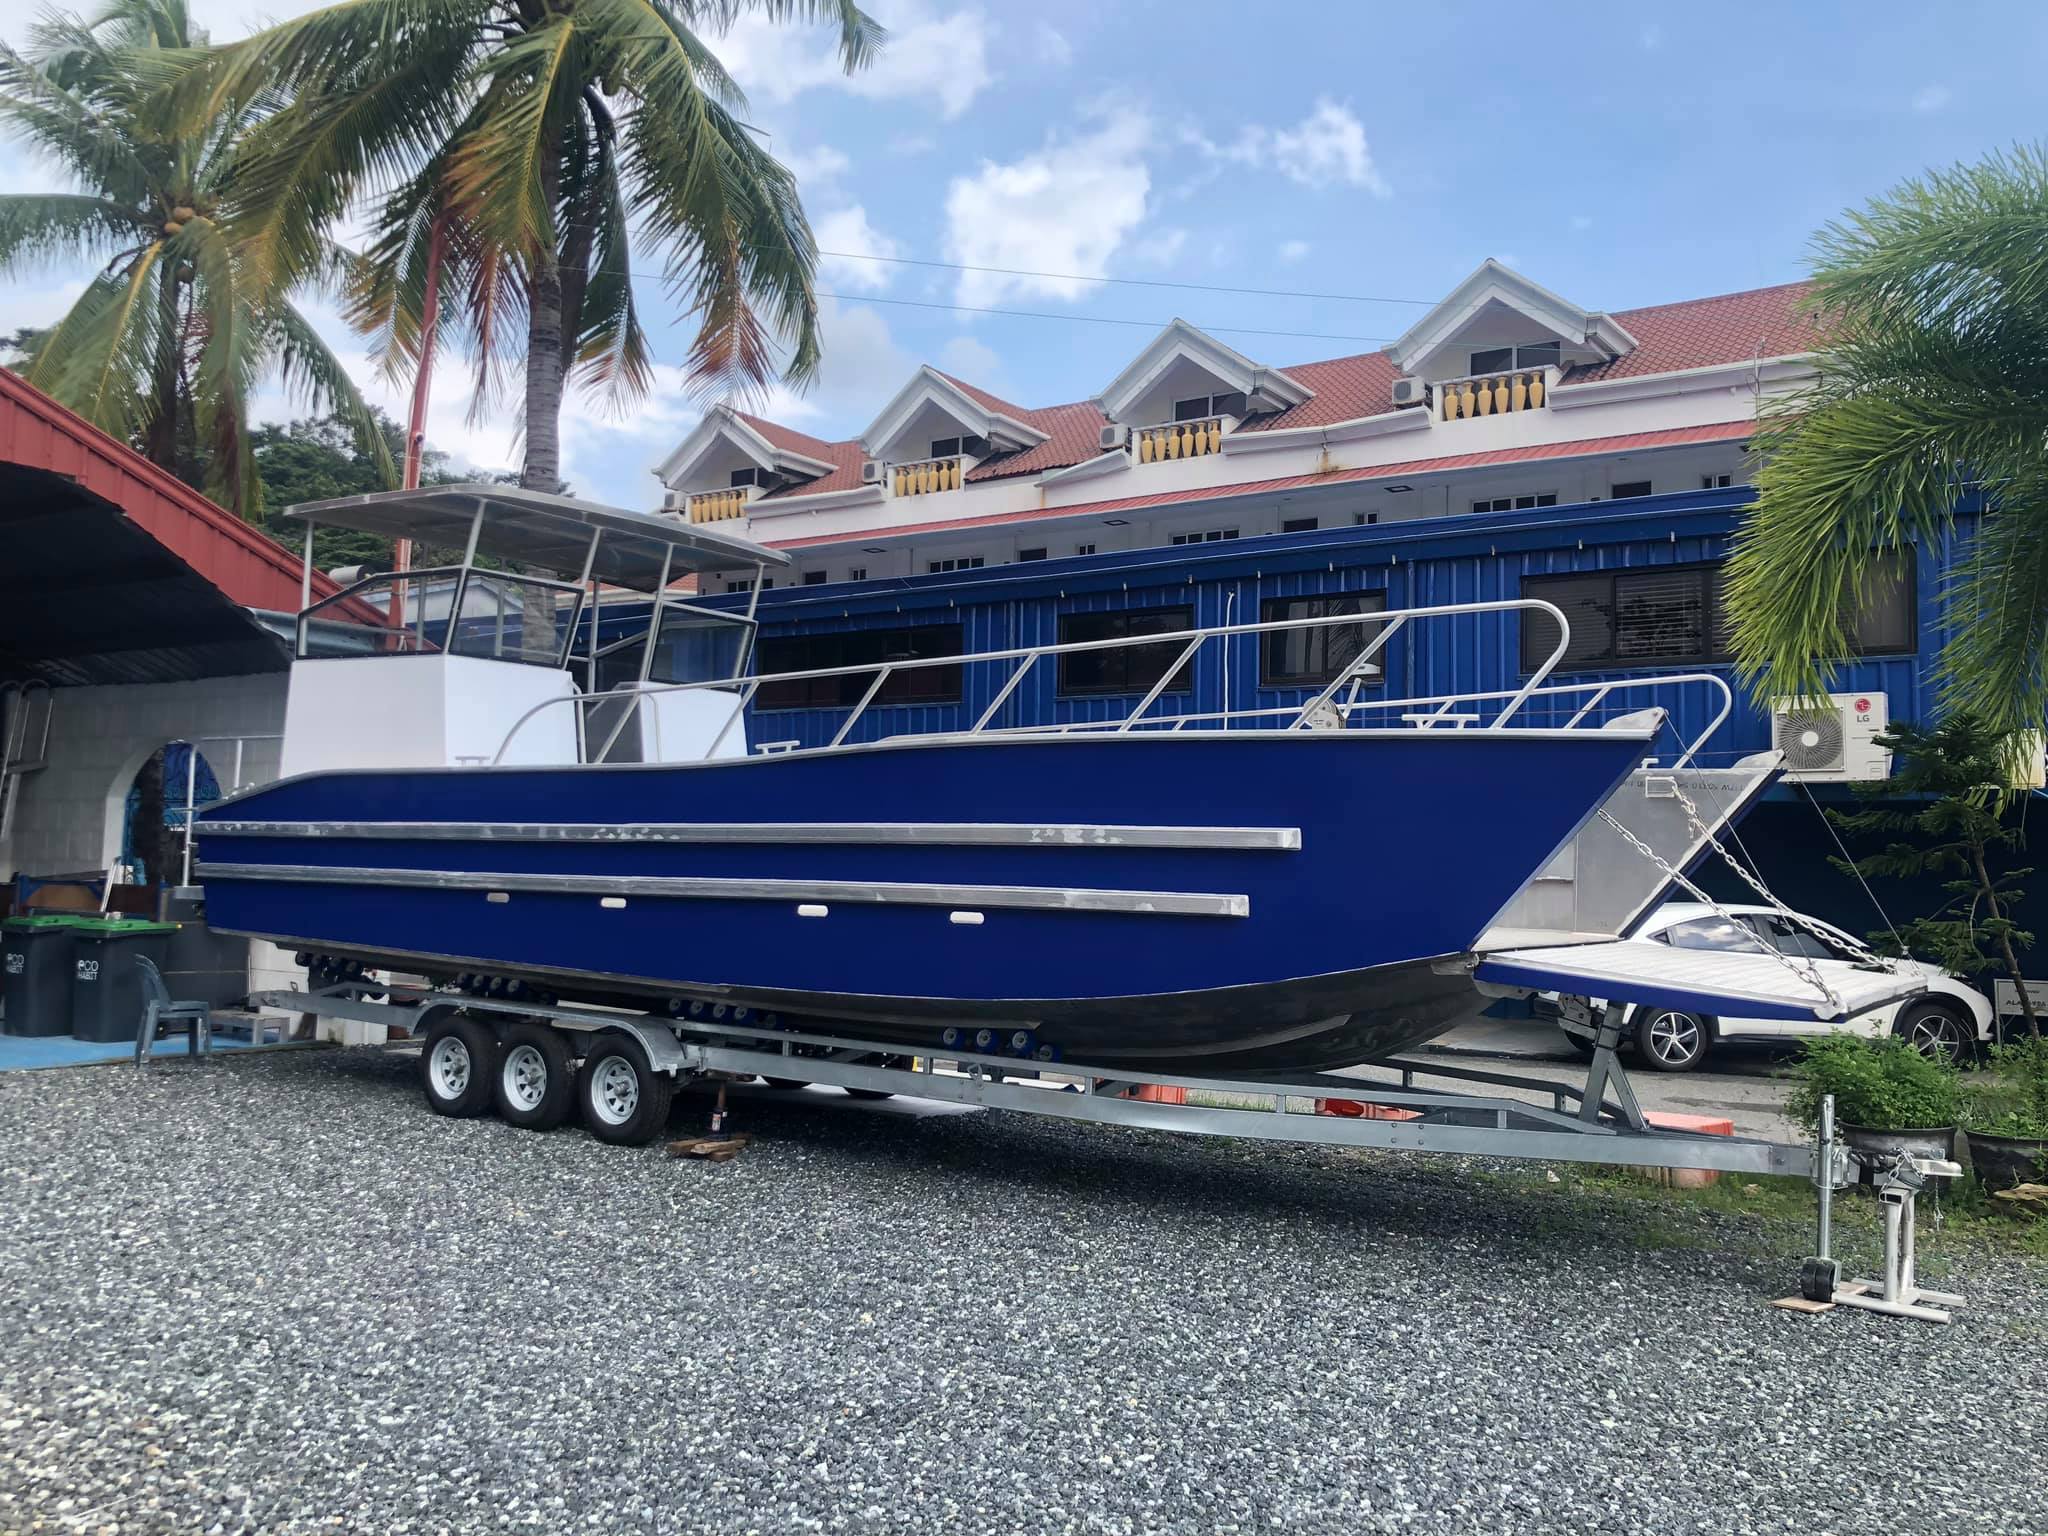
xmin=7 ymin=0 xmax=2047 ymax=510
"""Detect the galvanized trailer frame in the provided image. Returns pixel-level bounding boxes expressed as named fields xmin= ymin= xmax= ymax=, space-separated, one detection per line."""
xmin=257 ymin=984 xmax=1814 ymax=1177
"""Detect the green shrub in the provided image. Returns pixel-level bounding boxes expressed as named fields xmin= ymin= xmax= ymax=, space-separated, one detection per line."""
xmin=1966 ymin=1037 xmax=2048 ymax=1139
xmin=1786 ymin=1034 xmax=1963 ymax=1133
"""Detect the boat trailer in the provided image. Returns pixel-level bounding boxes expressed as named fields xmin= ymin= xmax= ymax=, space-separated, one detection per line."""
xmin=256 ymin=982 xmax=1964 ymax=1324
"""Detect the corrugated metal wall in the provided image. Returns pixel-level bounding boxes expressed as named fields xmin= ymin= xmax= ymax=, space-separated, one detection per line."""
xmin=738 ymin=498 xmax=1968 ymax=762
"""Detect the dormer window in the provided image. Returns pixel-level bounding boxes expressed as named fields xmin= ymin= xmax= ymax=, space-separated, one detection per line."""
xmin=729 ymin=467 xmax=776 ymax=489
xmin=1173 ymin=391 xmax=1249 ymax=422
xmin=1469 ymin=342 xmax=1561 ymax=375
xmin=929 ymin=435 xmax=992 ymax=460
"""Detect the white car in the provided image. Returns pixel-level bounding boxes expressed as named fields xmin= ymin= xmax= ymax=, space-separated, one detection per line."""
xmin=1556 ymin=901 xmax=1994 ymax=1072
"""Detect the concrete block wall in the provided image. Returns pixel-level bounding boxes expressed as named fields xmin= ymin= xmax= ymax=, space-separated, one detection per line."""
xmin=2 ymin=671 xmax=289 ymax=879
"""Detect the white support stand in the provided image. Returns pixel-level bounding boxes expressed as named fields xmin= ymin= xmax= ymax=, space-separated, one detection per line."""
xmin=1798 ymin=1095 xmax=1967 ymax=1325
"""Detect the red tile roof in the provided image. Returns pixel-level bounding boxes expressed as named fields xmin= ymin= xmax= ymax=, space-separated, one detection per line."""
xmin=742 ymin=281 xmax=1815 ymax=505
xmin=732 ymin=411 xmax=844 ymax=462
xmin=761 ymin=421 xmax=1755 ymax=550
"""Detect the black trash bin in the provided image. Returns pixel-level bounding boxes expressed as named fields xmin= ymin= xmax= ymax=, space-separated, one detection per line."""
xmin=69 ymin=918 xmax=177 ymax=1043
xmin=2 ymin=915 xmax=88 ymax=1037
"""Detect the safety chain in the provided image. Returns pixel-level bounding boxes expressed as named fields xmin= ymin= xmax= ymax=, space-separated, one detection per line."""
xmin=1668 ymin=783 xmax=1896 ymax=971
xmin=1597 ymin=808 xmax=1843 ymax=1013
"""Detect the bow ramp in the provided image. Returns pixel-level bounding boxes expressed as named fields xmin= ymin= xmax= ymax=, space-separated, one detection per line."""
xmin=1474 ymin=942 xmax=1925 ymax=1023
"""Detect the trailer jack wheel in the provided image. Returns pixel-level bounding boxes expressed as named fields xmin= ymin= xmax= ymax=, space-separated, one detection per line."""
xmin=576 ymin=1032 xmax=675 ymax=1146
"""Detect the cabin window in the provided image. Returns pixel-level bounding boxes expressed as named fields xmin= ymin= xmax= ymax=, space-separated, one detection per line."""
xmin=1173 ymin=391 xmax=1248 ymax=421
xmin=756 ymin=623 xmax=964 ymax=709
xmin=1169 ymin=528 xmax=1239 ymax=545
xmin=928 ymin=556 xmax=985 ymax=574
xmin=1472 ymin=493 xmax=1557 ymax=515
xmin=1611 ymin=481 xmax=1653 ymax=500
xmin=1057 ymin=607 xmax=1196 ymax=697
xmin=1468 ymin=342 xmax=1560 ymax=375
xmin=1259 ymin=593 xmax=1387 ymax=688
xmin=1521 ymin=552 xmax=1915 ymax=672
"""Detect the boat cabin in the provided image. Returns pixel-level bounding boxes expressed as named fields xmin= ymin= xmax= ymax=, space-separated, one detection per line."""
xmin=281 ymin=485 xmax=787 ymax=776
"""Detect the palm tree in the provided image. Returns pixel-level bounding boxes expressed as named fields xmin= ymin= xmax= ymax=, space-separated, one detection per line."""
xmin=184 ymin=0 xmax=882 ymax=493
xmin=0 ymin=0 xmax=390 ymax=516
xmin=1724 ymin=146 xmax=2048 ymax=742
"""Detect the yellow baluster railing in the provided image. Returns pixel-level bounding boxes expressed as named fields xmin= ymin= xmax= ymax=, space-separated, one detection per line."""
xmin=1135 ymin=417 xmax=1224 ymax=464
xmin=687 ymin=488 xmax=749 ymax=523
xmin=890 ymin=456 xmax=964 ymax=496
xmin=1434 ymin=370 xmax=1550 ymax=424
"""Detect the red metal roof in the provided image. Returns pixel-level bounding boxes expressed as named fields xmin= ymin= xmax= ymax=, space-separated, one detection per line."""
xmin=761 ymin=421 xmax=1754 ymax=550
xmin=0 ymin=367 xmax=340 ymax=613
xmin=738 ymin=281 xmax=1816 ymax=503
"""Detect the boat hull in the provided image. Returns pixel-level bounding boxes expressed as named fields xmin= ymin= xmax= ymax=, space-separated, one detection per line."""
xmin=196 ymin=729 xmax=1652 ymax=1068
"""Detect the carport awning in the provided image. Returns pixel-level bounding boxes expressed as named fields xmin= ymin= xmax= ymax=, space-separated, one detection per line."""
xmin=1476 ymin=940 xmax=1925 ymax=1023
xmin=0 ymin=463 xmax=288 ymax=685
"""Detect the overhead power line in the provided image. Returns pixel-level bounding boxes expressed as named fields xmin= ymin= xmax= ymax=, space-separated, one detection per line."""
xmin=814 ymin=290 xmax=1396 ymax=346
xmin=807 ymin=248 xmax=1437 ymax=308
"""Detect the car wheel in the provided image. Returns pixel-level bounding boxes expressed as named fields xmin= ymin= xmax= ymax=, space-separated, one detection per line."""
xmin=1894 ymin=1000 xmax=1976 ymax=1066
xmin=1559 ymin=1026 xmax=1598 ymax=1059
xmin=1633 ymin=1006 xmax=1710 ymax=1072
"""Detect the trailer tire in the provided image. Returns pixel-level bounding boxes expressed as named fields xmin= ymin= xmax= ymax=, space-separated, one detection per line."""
xmin=421 ymin=1014 xmax=497 ymax=1119
xmin=495 ymin=1021 xmax=576 ymax=1131
xmin=576 ymin=1031 xmax=674 ymax=1146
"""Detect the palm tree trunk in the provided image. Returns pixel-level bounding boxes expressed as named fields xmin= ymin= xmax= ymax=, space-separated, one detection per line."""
xmin=521 ymin=157 xmax=565 ymax=493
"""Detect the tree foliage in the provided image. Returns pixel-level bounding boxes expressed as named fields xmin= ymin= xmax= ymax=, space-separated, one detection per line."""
xmin=1724 ymin=145 xmax=2048 ymax=742
xmin=1828 ymin=715 xmax=2039 ymax=1039
xmin=0 ymin=0 xmax=391 ymax=515
xmin=174 ymin=0 xmax=881 ymax=491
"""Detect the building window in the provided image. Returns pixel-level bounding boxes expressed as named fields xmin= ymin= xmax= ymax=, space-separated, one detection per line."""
xmin=1611 ymin=481 xmax=1653 ymax=500
xmin=847 ymin=566 xmax=866 ymax=583
xmin=801 ymin=571 xmax=826 ymax=586
xmin=1057 ymin=607 xmax=1196 ymax=697
xmin=1281 ymin=517 xmax=1318 ymax=534
xmin=1017 ymin=547 xmax=1047 ymax=562
xmin=729 ymin=466 xmax=772 ymax=489
xmin=1169 ymin=528 xmax=1239 ymax=545
xmin=1521 ymin=552 xmax=1915 ymax=672
xmin=927 ymin=434 xmax=989 ymax=460
xmin=1702 ymin=473 xmax=1733 ymax=489
xmin=1468 ymin=341 xmax=1561 ymax=375
xmin=757 ymin=624 xmax=964 ymax=709
xmin=1357 ymin=512 xmax=1378 ymax=525
xmin=1472 ymin=493 xmax=1557 ymax=514
xmin=725 ymin=576 xmax=773 ymax=593
xmin=1259 ymin=593 xmax=1388 ymax=687
xmin=1074 ymin=543 xmax=1096 ymax=557
xmin=1173 ymin=391 xmax=1249 ymax=421
xmin=928 ymin=556 xmax=985 ymax=574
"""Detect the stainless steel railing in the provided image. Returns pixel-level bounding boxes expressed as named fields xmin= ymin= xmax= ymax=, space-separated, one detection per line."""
xmin=493 ymin=597 xmax=1580 ymax=765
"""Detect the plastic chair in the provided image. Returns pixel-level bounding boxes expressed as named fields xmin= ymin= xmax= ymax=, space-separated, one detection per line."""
xmin=135 ymin=954 xmax=211 ymax=1065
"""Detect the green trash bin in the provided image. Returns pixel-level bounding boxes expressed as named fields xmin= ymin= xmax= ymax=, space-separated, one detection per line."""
xmin=2 ymin=915 xmax=90 ymax=1037
xmin=70 ymin=918 xmax=178 ymax=1043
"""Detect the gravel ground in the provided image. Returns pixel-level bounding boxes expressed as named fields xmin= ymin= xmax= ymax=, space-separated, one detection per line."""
xmin=1 ymin=1047 xmax=2044 ymax=1536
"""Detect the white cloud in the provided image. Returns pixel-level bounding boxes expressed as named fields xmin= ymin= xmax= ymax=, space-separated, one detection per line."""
xmin=813 ymin=205 xmax=902 ymax=292
xmin=1277 ymin=239 xmax=1311 ymax=265
xmin=1033 ymin=22 xmax=1072 ymax=66
xmin=749 ymin=297 xmax=914 ymax=435
xmin=716 ymin=3 xmax=994 ymax=120
xmin=1189 ymin=99 xmax=1387 ymax=196
xmin=779 ymin=143 xmax=851 ymax=184
xmin=943 ymin=108 xmax=1153 ymax=306
xmin=937 ymin=333 xmax=1001 ymax=383
xmin=1129 ymin=227 xmax=1189 ymax=266
xmin=1911 ymin=84 xmax=1952 ymax=114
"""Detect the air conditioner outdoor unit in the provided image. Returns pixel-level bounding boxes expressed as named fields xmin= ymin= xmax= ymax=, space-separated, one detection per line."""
xmin=1099 ymin=422 xmax=1130 ymax=451
xmin=661 ymin=489 xmax=683 ymax=511
xmin=1390 ymin=376 xmax=1429 ymax=408
xmin=1770 ymin=692 xmax=1891 ymax=783
xmin=860 ymin=459 xmax=884 ymax=485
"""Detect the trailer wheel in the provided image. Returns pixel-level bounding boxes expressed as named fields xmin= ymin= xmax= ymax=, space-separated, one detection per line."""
xmin=576 ymin=1031 xmax=674 ymax=1146
xmin=495 ymin=1021 xmax=576 ymax=1131
xmin=420 ymin=1014 xmax=497 ymax=1119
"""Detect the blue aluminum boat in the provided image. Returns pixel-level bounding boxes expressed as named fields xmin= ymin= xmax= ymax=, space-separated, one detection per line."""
xmin=194 ymin=488 xmax=1764 ymax=1070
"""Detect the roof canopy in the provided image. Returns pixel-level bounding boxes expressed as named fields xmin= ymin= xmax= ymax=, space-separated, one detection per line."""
xmin=284 ymin=485 xmax=788 ymax=588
